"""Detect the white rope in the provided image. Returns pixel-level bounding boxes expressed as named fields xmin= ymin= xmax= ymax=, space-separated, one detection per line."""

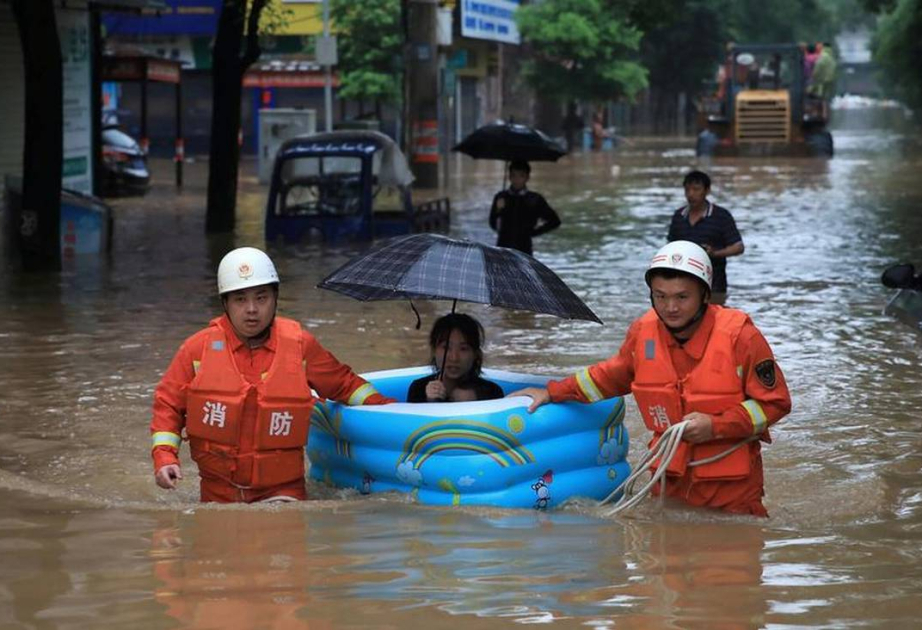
xmin=598 ymin=421 xmax=688 ymax=515
xmin=599 ymin=421 xmax=758 ymax=517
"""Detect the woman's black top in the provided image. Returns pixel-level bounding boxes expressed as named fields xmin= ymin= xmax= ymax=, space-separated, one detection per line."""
xmin=406 ymin=373 xmax=505 ymax=403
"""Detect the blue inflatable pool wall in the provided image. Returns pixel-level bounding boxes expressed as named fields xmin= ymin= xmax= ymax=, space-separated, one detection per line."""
xmin=307 ymin=366 xmax=631 ymax=509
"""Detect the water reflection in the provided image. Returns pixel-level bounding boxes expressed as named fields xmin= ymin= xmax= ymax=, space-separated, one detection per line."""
xmin=343 ymin=510 xmax=629 ymax=620
xmin=144 ymin=506 xmax=772 ymax=628
xmin=619 ymin=520 xmax=769 ymax=630
xmin=1 ymin=116 xmax=922 ymax=627
xmin=150 ymin=508 xmax=325 ymax=629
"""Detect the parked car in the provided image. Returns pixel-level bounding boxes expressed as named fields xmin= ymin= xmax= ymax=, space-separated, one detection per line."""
xmin=101 ymin=125 xmax=150 ymax=196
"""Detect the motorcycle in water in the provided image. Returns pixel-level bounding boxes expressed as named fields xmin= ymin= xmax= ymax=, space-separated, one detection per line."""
xmin=101 ymin=125 xmax=150 ymax=196
xmin=881 ymin=263 xmax=922 ymax=332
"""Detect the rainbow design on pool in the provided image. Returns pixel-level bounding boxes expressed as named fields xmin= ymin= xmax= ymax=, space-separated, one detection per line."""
xmin=307 ymin=367 xmax=631 ymax=509
xmin=399 ymin=420 xmax=536 ymax=469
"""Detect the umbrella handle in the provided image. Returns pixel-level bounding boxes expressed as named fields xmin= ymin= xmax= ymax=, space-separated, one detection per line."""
xmin=438 ymin=345 xmax=448 ymax=382
xmin=437 ymin=300 xmax=458 ymax=382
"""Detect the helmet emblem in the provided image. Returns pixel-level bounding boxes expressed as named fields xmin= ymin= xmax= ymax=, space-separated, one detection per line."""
xmin=670 ymin=253 xmax=683 ymax=265
xmin=237 ymin=263 xmax=253 ymax=279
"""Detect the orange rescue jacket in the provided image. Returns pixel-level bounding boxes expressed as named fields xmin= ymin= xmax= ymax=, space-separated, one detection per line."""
xmin=631 ymin=308 xmax=761 ymax=482
xmin=185 ymin=317 xmax=313 ymax=489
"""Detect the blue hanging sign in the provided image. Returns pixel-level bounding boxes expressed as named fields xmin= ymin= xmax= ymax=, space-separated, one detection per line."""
xmin=460 ymin=0 xmax=520 ymax=45
xmin=102 ymin=0 xmax=222 ymax=37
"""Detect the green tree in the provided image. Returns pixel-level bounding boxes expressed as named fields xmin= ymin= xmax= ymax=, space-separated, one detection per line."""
xmin=818 ymin=0 xmax=875 ymax=31
xmin=872 ymin=0 xmax=922 ymax=111
xmin=638 ymin=0 xmax=732 ymax=131
xmin=626 ymin=0 xmax=687 ymax=32
xmin=860 ymin=0 xmax=897 ymax=11
xmin=515 ymin=0 xmax=648 ymax=105
xmin=728 ymin=0 xmax=835 ymax=44
xmin=330 ymin=0 xmax=403 ymax=118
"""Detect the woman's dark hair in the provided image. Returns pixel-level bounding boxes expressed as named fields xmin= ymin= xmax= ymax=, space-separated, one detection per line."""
xmin=429 ymin=313 xmax=485 ymax=377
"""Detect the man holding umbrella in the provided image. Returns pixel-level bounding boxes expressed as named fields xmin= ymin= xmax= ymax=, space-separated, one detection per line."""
xmin=488 ymin=160 xmax=561 ymax=256
xmin=453 ymin=122 xmax=566 ymax=256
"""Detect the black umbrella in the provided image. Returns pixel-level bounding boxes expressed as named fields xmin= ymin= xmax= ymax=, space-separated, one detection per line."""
xmin=452 ymin=121 xmax=567 ymax=163
xmin=318 ymin=233 xmax=602 ymax=324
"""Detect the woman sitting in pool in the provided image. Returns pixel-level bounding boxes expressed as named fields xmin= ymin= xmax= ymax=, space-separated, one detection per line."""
xmin=406 ymin=313 xmax=504 ymax=403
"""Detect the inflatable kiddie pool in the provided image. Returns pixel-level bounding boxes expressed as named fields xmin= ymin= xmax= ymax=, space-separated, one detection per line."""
xmin=307 ymin=366 xmax=631 ymax=509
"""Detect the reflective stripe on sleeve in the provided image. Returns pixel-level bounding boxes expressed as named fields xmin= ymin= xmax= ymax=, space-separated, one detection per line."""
xmin=348 ymin=383 xmax=378 ymax=406
xmin=575 ymin=368 xmax=604 ymax=402
xmin=152 ymin=431 xmax=182 ymax=451
xmin=741 ymin=399 xmax=768 ymax=435
xmin=192 ymin=360 xmax=201 ymax=375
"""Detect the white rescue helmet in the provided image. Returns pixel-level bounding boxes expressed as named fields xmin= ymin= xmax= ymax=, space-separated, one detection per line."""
xmin=645 ymin=241 xmax=713 ymax=291
xmin=217 ymin=247 xmax=279 ymax=295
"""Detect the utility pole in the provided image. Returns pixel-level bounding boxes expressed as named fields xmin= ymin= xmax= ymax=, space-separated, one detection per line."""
xmin=406 ymin=0 xmax=439 ymax=188
xmin=321 ymin=0 xmax=333 ymax=132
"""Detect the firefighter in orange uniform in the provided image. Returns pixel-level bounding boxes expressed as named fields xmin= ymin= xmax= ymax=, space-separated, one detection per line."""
xmin=150 ymin=247 xmax=394 ymax=503
xmin=512 ymin=240 xmax=791 ymax=516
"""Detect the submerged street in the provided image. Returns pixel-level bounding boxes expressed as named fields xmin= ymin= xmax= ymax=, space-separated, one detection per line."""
xmin=1 ymin=108 xmax=921 ymax=628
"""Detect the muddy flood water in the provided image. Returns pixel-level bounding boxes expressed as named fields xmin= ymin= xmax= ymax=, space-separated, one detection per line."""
xmin=1 ymin=108 xmax=921 ymax=629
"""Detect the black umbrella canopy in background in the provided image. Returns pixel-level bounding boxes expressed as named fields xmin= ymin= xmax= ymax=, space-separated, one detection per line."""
xmin=318 ymin=233 xmax=602 ymax=324
xmin=452 ymin=121 xmax=568 ymax=163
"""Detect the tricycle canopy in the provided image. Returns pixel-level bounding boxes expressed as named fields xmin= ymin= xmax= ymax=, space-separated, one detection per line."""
xmin=266 ymin=130 xmax=423 ymax=241
xmin=275 ymin=130 xmax=414 ymax=189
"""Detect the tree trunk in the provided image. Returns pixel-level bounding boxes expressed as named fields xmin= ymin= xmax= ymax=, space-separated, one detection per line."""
xmin=205 ymin=0 xmax=265 ymax=234
xmin=11 ymin=0 xmax=62 ymax=271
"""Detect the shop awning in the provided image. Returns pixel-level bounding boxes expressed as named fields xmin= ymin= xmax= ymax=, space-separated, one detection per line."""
xmin=243 ymin=60 xmax=339 ymax=89
xmin=101 ymin=55 xmax=182 ymax=83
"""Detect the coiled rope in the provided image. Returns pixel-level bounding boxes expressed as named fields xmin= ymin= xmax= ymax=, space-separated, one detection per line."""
xmin=598 ymin=420 xmax=758 ymax=516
